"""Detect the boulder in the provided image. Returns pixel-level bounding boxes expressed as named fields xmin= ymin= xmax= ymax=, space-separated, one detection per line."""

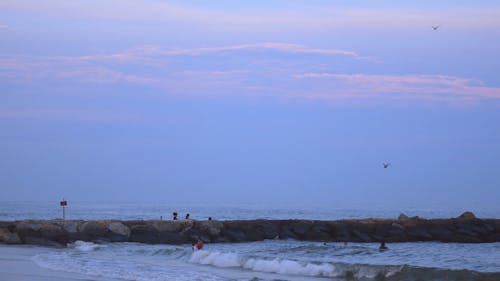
xmin=196 ymin=220 xmax=223 ymax=237
xmin=157 ymin=231 xmax=186 ymax=244
xmin=79 ymin=221 xmax=109 ymax=239
xmin=153 ymin=220 xmax=192 ymax=233
xmin=458 ymin=211 xmax=476 ymax=220
xmin=54 ymin=220 xmax=80 ymax=233
xmin=304 ymin=224 xmax=332 ymax=241
xmin=398 ymin=213 xmax=409 ymax=220
xmin=15 ymin=221 xmax=43 ymax=238
xmin=39 ymin=224 xmax=66 ymax=240
xmin=24 ymin=237 xmax=64 ymax=247
xmin=108 ymin=222 xmax=130 ymax=237
xmin=0 ymin=228 xmax=21 ymax=244
xmin=130 ymin=224 xmax=158 ymax=243
xmin=291 ymin=221 xmax=312 ymax=237
xmin=108 ymin=222 xmax=131 ymax=242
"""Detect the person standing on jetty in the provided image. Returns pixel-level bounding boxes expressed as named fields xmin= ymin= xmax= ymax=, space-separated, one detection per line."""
xmin=185 ymin=213 xmax=190 ymax=220
xmin=173 ymin=212 xmax=178 ymax=220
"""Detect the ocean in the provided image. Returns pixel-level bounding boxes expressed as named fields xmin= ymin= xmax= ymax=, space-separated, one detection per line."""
xmin=1 ymin=201 xmax=499 ymax=281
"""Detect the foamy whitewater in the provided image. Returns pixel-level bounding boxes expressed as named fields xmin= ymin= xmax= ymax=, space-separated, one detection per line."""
xmin=2 ymin=202 xmax=500 ymax=280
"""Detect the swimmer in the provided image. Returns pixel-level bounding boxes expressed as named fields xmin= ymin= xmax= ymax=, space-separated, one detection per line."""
xmin=379 ymin=241 xmax=388 ymax=252
xmin=196 ymin=239 xmax=204 ymax=250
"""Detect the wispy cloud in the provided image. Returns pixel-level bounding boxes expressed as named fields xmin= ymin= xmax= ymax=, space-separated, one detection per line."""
xmin=0 ymin=24 xmax=8 ymax=29
xmin=0 ymin=109 xmax=132 ymax=122
xmin=294 ymin=73 xmax=500 ymax=102
xmin=0 ymin=42 xmax=364 ymax=85
xmin=2 ymin=45 xmax=499 ymax=104
xmin=76 ymin=43 xmax=363 ymax=63
xmin=155 ymin=43 xmax=361 ymax=58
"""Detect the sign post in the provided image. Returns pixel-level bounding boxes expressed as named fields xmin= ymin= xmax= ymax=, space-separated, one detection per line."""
xmin=60 ymin=199 xmax=67 ymax=219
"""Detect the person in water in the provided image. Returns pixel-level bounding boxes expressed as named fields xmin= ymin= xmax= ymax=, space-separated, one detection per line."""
xmin=379 ymin=241 xmax=388 ymax=252
xmin=196 ymin=239 xmax=204 ymax=250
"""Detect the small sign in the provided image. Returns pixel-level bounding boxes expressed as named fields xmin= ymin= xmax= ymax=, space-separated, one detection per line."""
xmin=60 ymin=200 xmax=67 ymax=206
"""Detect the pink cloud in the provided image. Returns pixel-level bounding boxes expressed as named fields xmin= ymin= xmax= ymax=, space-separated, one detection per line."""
xmin=0 ymin=24 xmax=8 ymax=29
xmin=294 ymin=73 xmax=500 ymax=102
xmin=155 ymin=43 xmax=361 ymax=58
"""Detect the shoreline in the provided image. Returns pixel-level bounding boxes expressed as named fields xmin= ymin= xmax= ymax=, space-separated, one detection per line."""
xmin=1 ymin=212 xmax=499 ymax=246
xmin=0 ymin=244 xmax=124 ymax=281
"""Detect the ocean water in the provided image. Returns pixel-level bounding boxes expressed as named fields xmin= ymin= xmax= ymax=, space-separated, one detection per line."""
xmin=1 ymin=201 xmax=499 ymax=221
xmin=30 ymin=240 xmax=500 ymax=281
xmin=1 ymin=201 xmax=500 ymax=280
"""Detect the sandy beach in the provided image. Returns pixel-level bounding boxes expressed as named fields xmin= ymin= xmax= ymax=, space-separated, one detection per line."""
xmin=0 ymin=245 xmax=122 ymax=281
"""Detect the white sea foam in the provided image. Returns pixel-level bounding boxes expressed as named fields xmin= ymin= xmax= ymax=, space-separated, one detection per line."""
xmin=244 ymin=258 xmax=337 ymax=277
xmin=189 ymin=250 xmax=241 ymax=267
xmin=190 ymin=249 xmax=338 ymax=277
xmin=67 ymin=240 xmax=105 ymax=252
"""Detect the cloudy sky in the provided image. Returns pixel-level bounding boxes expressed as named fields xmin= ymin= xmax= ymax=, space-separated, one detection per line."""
xmin=1 ymin=1 xmax=499 ymax=211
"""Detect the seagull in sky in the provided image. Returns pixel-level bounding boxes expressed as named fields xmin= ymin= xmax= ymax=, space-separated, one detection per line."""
xmin=383 ymin=163 xmax=391 ymax=168
xmin=432 ymin=25 xmax=441 ymax=30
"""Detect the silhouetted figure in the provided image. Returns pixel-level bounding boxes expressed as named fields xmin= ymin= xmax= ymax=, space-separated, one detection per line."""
xmin=173 ymin=212 xmax=178 ymax=220
xmin=208 ymin=217 xmax=212 ymax=221
xmin=185 ymin=213 xmax=190 ymax=220
xmin=379 ymin=241 xmax=388 ymax=252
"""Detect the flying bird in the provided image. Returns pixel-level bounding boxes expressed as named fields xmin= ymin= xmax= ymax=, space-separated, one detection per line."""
xmin=383 ymin=163 xmax=390 ymax=168
xmin=432 ymin=25 xmax=441 ymax=30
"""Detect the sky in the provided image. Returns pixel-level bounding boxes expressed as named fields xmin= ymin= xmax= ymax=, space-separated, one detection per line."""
xmin=1 ymin=1 xmax=500 ymax=212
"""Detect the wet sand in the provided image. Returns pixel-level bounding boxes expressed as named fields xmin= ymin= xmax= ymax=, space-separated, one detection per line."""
xmin=0 ymin=245 xmax=122 ymax=281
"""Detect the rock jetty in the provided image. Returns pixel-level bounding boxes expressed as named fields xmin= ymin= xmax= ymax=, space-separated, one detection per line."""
xmin=1 ymin=213 xmax=499 ymax=247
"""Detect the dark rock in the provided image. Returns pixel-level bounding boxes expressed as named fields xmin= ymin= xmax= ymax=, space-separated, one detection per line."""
xmin=79 ymin=221 xmax=108 ymax=239
xmin=196 ymin=220 xmax=223 ymax=237
xmin=352 ymin=230 xmax=373 ymax=242
xmin=398 ymin=213 xmax=409 ymax=220
xmin=1 ymin=218 xmax=499 ymax=245
xmin=290 ymin=221 xmax=312 ymax=237
xmin=458 ymin=211 xmax=476 ymax=220
xmin=15 ymin=221 xmax=43 ymax=239
xmin=406 ymin=227 xmax=432 ymax=240
xmin=304 ymin=224 xmax=332 ymax=241
xmin=54 ymin=220 xmax=79 ymax=233
xmin=153 ymin=220 xmax=192 ymax=233
xmin=0 ymin=228 xmax=21 ymax=244
xmin=130 ymin=224 xmax=158 ymax=243
xmin=157 ymin=232 xmax=186 ymax=244
xmin=222 ymin=228 xmax=247 ymax=242
xmin=24 ymin=237 xmax=64 ymax=248
xmin=428 ymin=224 xmax=455 ymax=242
xmin=40 ymin=223 xmax=66 ymax=238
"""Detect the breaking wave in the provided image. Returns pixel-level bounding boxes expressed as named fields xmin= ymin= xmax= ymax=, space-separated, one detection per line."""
xmin=189 ymin=249 xmax=500 ymax=280
xmin=67 ymin=240 xmax=106 ymax=252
